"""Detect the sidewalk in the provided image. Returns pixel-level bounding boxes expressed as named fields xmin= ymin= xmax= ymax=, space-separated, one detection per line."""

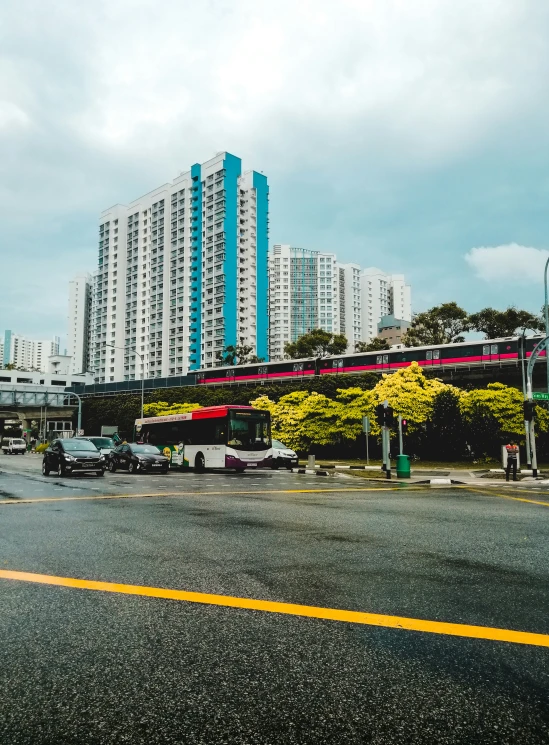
xmin=295 ymin=463 xmax=549 ymax=489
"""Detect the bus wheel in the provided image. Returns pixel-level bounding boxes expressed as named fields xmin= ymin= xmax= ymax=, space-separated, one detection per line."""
xmin=195 ymin=453 xmax=206 ymax=473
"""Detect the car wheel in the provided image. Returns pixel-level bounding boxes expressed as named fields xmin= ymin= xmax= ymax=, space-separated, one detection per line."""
xmin=108 ymin=461 xmax=117 ymax=473
xmin=42 ymin=461 xmax=50 ymax=476
xmin=128 ymin=462 xmax=136 ymax=474
xmin=271 ymin=458 xmax=280 ymax=470
xmin=96 ymin=470 xmax=104 ymax=477
xmin=195 ymin=453 xmax=205 ymax=473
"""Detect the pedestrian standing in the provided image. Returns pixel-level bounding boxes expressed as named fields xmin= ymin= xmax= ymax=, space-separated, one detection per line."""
xmin=31 ymin=437 xmax=37 ymax=453
xmin=505 ymin=440 xmax=519 ymax=482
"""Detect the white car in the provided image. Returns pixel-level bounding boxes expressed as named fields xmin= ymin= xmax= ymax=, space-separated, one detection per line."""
xmin=1 ymin=437 xmax=27 ymax=455
xmin=271 ymin=439 xmax=299 ymax=469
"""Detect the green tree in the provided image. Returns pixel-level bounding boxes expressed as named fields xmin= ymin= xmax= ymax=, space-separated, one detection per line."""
xmin=468 ymin=307 xmax=543 ymax=338
xmin=284 ymin=329 xmax=348 ymax=359
xmin=354 ymin=338 xmax=390 ymax=352
xmin=215 ymin=345 xmax=263 ymax=366
xmin=430 ymin=388 xmax=466 ymax=459
xmin=143 ymin=401 xmax=201 ymax=417
xmin=402 ymin=302 xmax=470 ymax=347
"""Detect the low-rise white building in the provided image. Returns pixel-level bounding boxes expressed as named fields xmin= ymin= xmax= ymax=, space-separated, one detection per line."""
xmin=0 ymin=368 xmax=93 ymax=387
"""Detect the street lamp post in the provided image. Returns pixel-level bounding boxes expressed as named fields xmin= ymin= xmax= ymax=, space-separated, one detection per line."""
xmin=106 ymin=343 xmax=144 ymax=420
xmin=543 ymin=259 xmax=549 ymax=393
xmin=63 ymin=391 xmax=82 ymax=433
xmin=519 ymin=329 xmax=532 ymax=469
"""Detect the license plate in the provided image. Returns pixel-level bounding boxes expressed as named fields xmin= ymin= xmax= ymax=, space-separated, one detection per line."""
xmin=246 ymin=463 xmax=258 ymax=467
xmin=152 ymin=463 xmax=162 ymax=467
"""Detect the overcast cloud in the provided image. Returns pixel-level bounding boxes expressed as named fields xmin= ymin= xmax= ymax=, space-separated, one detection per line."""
xmin=2 ymin=0 xmax=549 ymax=342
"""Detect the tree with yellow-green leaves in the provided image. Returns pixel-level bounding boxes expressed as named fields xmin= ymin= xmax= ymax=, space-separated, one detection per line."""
xmin=143 ymin=401 xmax=201 ymax=417
xmin=459 ymin=382 xmax=548 ymax=457
xmin=252 ymin=391 xmax=344 ymax=452
xmin=142 ymin=364 xmax=548 ymax=460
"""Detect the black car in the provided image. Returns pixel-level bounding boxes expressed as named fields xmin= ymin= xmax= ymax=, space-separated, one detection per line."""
xmin=108 ymin=443 xmax=170 ymax=474
xmin=42 ymin=438 xmax=105 ymax=477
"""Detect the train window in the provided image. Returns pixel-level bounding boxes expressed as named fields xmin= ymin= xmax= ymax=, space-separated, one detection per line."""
xmin=225 ymin=369 xmax=235 ymax=377
xmin=382 ymin=355 xmax=389 ymax=364
xmin=293 ymin=363 xmax=304 ymax=372
xmin=258 ymin=366 xmax=267 ymax=375
xmin=426 ymin=351 xmax=433 ymax=360
xmin=333 ymin=359 xmax=343 ymax=368
xmin=376 ymin=356 xmax=383 ymax=364
xmin=197 ymin=373 xmax=205 ymax=380
xmin=490 ymin=344 xmax=498 ymax=355
xmin=482 ymin=345 xmax=490 ymax=355
xmin=433 ymin=350 xmax=440 ymax=360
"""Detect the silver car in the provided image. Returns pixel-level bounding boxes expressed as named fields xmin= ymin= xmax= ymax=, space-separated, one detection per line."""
xmin=271 ymin=439 xmax=299 ymax=469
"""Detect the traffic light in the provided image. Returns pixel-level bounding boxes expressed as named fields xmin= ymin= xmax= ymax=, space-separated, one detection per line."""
xmin=375 ymin=403 xmax=395 ymax=427
xmin=401 ymin=418 xmax=408 ymax=434
xmin=375 ymin=403 xmax=385 ymax=426
xmin=523 ymin=401 xmax=535 ymax=422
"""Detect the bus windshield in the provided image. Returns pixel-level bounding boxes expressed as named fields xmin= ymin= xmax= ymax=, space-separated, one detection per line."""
xmin=227 ymin=412 xmax=271 ymax=451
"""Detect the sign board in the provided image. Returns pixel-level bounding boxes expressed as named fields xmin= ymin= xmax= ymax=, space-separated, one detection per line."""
xmin=77 ymin=429 xmax=84 ymax=436
xmin=101 ymin=426 xmax=119 ymax=436
xmin=532 ymin=392 xmax=549 ymax=401
xmin=362 ymin=416 xmax=370 ymax=433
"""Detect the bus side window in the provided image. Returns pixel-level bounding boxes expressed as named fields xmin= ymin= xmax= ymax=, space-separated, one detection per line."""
xmin=214 ymin=424 xmax=226 ymax=444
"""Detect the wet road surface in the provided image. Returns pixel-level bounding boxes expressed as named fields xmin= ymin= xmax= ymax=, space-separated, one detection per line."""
xmin=0 ymin=455 xmax=548 ymax=744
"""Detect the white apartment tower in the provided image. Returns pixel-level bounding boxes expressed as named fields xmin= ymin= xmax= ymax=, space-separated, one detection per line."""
xmin=268 ymin=246 xmax=362 ymax=359
xmin=360 ymin=268 xmax=412 ymax=342
xmin=338 ymin=263 xmax=362 ymax=351
xmin=90 ymin=153 xmax=269 ymax=383
xmin=67 ymin=273 xmax=92 ymax=374
xmin=2 ymin=331 xmax=60 ymax=373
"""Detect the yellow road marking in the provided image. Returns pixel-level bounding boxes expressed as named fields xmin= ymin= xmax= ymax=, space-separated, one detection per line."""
xmin=465 ymin=486 xmax=549 ymax=508
xmin=1 ymin=569 xmax=547 ymax=648
xmin=0 ymin=486 xmax=406 ymax=505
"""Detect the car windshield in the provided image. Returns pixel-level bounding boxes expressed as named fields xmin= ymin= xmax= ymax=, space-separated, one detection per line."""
xmin=131 ymin=445 xmax=161 ymax=454
xmin=12 ymin=439 xmax=25 ymax=445
xmin=272 ymin=439 xmax=285 ymax=449
xmin=228 ymin=413 xmax=271 ymax=451
xmin=88 ymin=437 xmax=114 ymax=448
xmin=63 ymin=440 xmax=98 ymax=452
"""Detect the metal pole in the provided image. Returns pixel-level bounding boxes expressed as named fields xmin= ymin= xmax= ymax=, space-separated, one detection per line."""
xmin=398 ymin=414 xmax=403 ymax=455
xmin=140 ymin=355 xmax=144 ymax=420
xmin=530 ymin=418 xmax=538 ymax=477
xmin=385 ymin=427 xmax=391 ymax=479
xmin=544 ymin=257 xmax=549 ymax=394
xmin=365 ymin=432 xmax=369 ymax=465
xmin=519 ymin=330 xmax=532 ymax=469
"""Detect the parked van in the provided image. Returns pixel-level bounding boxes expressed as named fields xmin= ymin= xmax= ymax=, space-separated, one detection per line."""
xmin=1 ymin=437 xmax=27 ymax=455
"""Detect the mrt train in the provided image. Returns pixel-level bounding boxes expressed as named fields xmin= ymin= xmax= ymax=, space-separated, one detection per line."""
xmin=196 ymin=336 xmax=545 ymax=385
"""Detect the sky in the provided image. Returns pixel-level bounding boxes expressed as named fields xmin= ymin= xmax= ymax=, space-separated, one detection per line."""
xmin=2 ymin=0 xmax=549 ymax=343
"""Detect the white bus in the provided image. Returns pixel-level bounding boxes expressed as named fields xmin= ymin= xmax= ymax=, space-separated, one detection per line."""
xmin=134 ymin=405 xmax=272 ymax=472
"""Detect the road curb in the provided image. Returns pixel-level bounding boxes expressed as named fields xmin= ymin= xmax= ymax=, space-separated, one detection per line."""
xmin=292 ymin=468 xmax=330 ymax=476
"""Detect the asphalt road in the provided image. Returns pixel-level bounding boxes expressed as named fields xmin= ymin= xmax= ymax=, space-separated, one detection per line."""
xmin=0 ymin=454 xmax=548 ymax=744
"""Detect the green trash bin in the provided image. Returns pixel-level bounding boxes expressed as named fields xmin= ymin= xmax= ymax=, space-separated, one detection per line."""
xmin=396 ymin=454 xmax=411 ymax=478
